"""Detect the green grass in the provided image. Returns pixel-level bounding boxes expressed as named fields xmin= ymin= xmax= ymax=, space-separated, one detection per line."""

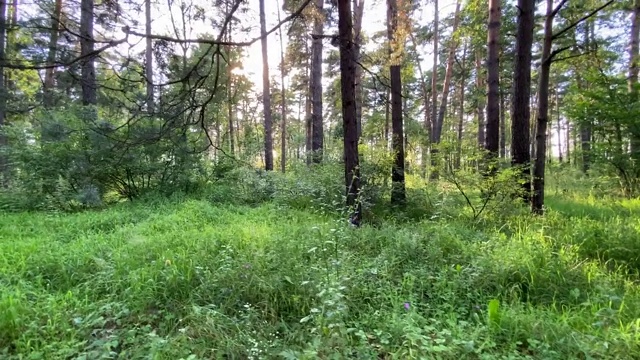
xmin=1 ymin=178 xmax=640 ymax=359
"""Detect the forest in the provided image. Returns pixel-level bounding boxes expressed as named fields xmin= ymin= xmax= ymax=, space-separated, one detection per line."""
xmin=1 ymin=0 xmax=640 ymax=358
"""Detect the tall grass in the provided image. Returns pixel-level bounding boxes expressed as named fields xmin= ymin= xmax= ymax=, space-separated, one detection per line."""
xmin=1 ymin=167 xmax=640 ymax=359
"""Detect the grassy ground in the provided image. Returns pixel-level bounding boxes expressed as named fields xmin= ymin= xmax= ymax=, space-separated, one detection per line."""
xmin=1 ymin=171 xmax=640 ymax=359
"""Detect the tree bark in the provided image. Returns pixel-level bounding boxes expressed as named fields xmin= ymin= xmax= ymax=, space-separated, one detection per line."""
xmin=305 ymin=39 xmax=312 ymax=164
xmin=580 ymin=22 xmax=591 ymax=173
xmin=629 ymin=0 xmax=640 ymax=160
xmin=278 ymin=1 xmax=286 ymax=173
xmin=456 ymin=41 xmax=467 ymax=169
xmin=0 ymin=0 xmax=7 ymax=187
xmin=429 ymin=0 xmax=439 ymax=179
xmin=388 ymin=0 xmax=405 ymax=204
xmin=475 ymin=50 xmax=486 ymax=150
xmin=337 ymin=0 xmax=361 ymax=225
xmin=532 ymin=0 xmax=555 ymax=215
xmin=259 ymin=0 xmax=273 ymax=170
xmin=353 ymin=0 xmax=365 ymax=139
xmin=80 ymin=0 xmax=96 ymax=105
xmin=511 ymin=0 xmax=534 ymax=202
xmin=409 ymin=33 xmax=431 ymax=176
xmin=43 ymin=0 xmax=63 ymax=108
xmin=310 ymin=0 xmax=324 ymax=163
xmin=145 ymin=0 xmax=153 ymax=112
xmin=485 ymin=0 xmax=501 ymax=159
xmin=499 ymin=83 xmax=506 ymax=158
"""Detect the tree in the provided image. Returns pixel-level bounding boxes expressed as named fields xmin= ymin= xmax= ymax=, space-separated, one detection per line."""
xmin=485 ymin=0 xmax=500 ymax=159
xmin=511 ymin=0 xmax=534 ymax=201
xmin=43 ymin=0 xmax=63 ymax=108
xmin=260 ymin=0 xmax=274 ymax=171
xmin=629 ymin=0 xmax=640 ymax=160
xmin=0 ymin=0 xmax=6 ymax=187
xmin=353 ymin=0 xmax=365 ymax=139
xmin=310 ymin=0 xmax=323 ymax=163
xmin=429 ymin=0 xmax=438 ymax=179
xmin=278 ymin=0 xmax=287 ymax=173
xmin=337 ymin=0 xmax=360 ymax=225
xmin=145 ymin=0 xmax=154 ymax=111
xmin=80 ymin=0 xmax=96 ymax=105
xmin=388 ymin=0 xmax=405 ymax=204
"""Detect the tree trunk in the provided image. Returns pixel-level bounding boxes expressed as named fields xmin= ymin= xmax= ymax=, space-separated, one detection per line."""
xmin=80 ymin=0 xmax=96 ymax=105
xmin=305 ymin=40 xmax=312 ymax=164
xmin=310 ymin=0 xmax=324 ymax=163
xmin=0 ymin=0 xmax=7 ymax=187
xmin=337 ymin=0 xmax=361 ymax=225
xmin=475 ymin=51 xmax=485 ymax=150
xmin=511 ymin=0 xmax=534 ymax=202
xmin=580 ymin=22 xmax=591 ymax=173
xmin=278 ymin=1 xmax=286 ymax=173
xmin=43 ymin=0 xmax=63 ymax=108
xmin=429 ymin=0 xmax=439 ymax=179
xmin=259 ymin=0 xmax=273 ymax=171
xmin=455 ymin=40 xmax=467 ymax=169
xmin=556 ymin=89 xmax=563 ymax=163
xmin=485 ymin=0 xmax=501 ymax=159
xmin=388 ymin=0 xmax=405 ymax=204
xmin=353 ymin=0 xmax=365 ymax=139
xmin=532 ymin=0 xmax=554 ymax=215
xmin=499 ymin=84 xmax=506 ymax=158
xmin=145 ymin=0 xmax=153 ymax=112
xmin=384 ymin=87 xmax=390 ymax=149
xmin=629 ymin=0 xmax=640 ymax=160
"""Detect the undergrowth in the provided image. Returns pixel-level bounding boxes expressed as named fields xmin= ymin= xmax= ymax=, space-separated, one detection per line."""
xmin=1 ymin=167 xmax=640 ymax=359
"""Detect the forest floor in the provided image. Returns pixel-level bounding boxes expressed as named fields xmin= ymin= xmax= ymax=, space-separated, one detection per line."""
xmin=1 ymin=169 xmax=640 ymax=359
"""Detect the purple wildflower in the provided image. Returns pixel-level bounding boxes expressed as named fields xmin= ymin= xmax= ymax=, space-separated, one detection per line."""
xmin=404 ymin=302 xmax=411 ymax=311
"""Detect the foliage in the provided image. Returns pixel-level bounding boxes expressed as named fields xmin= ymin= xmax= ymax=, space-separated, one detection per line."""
xmin=2 ymin=170 xmax=640 ymax=359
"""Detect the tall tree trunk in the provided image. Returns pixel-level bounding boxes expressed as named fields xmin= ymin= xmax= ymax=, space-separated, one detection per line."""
xmin=43 ymin=0 xmax=63 ymax=108
xmin=278 ymin=1 xmax=286 ymax=173
xmin=485 ymin=0 xmax=501 ymax=160
xmin=499 ymin=84 xmax=506 ymax=158
xmin=337 ymin=0 xmax=361 ymax=225
xmin=475 ymin=51 xmax=485 ymax=149
xmin=0 ymin=0 xmax=7 ymax=187
xmin=384 ymin=87 xmax=390 ymax=149
xmin=511 ymin=0 xmax=534 ymax=202
xmin=429 ymin=0 xmax=439 ymax=179
xmin=476 ymin=50 xmax=487 ymax=148
xmin=566 ymin=121 xmax=571 ymax=165
xmin=629 ymin=0 xmax=640 ymax=161
xmin=580 ymin=22 xmax=591 ymax=173
xmin=353 ymin=0 xmax=365 ymax=139
xmin=456 ymin=41 xmax=467 ymax=169
xmin=80 ymin=0 xmax=96 ymax=106
xmin=145 ymin=0 xmax=153 ymax=112
xmin=388 ymin=0 xmax=405 ymax=204
xmin=305 ymin=40 xmax=312 ymax=164
xmin=259 ymin=0 xmax=274 ymax=171
xmin=532 ymin=0 xmax=554 ymax=214
xmin=226 ymin=3 xmax=235 ymax=155
xmin=556 ymin=89 xmax=563 ymax=163
xmin=310 ymin=0 xmax=324 ymax=163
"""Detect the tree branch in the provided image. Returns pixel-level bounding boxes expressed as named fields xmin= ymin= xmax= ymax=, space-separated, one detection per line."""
xmin=552 ymin=0 xmax=615 ymax=41
xmin=125 ymin=0 xmax=312 ymax=46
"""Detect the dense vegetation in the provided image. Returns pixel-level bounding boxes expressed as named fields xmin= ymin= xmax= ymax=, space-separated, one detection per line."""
xmin=1 ymin=0 xmax=640 ymax=358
